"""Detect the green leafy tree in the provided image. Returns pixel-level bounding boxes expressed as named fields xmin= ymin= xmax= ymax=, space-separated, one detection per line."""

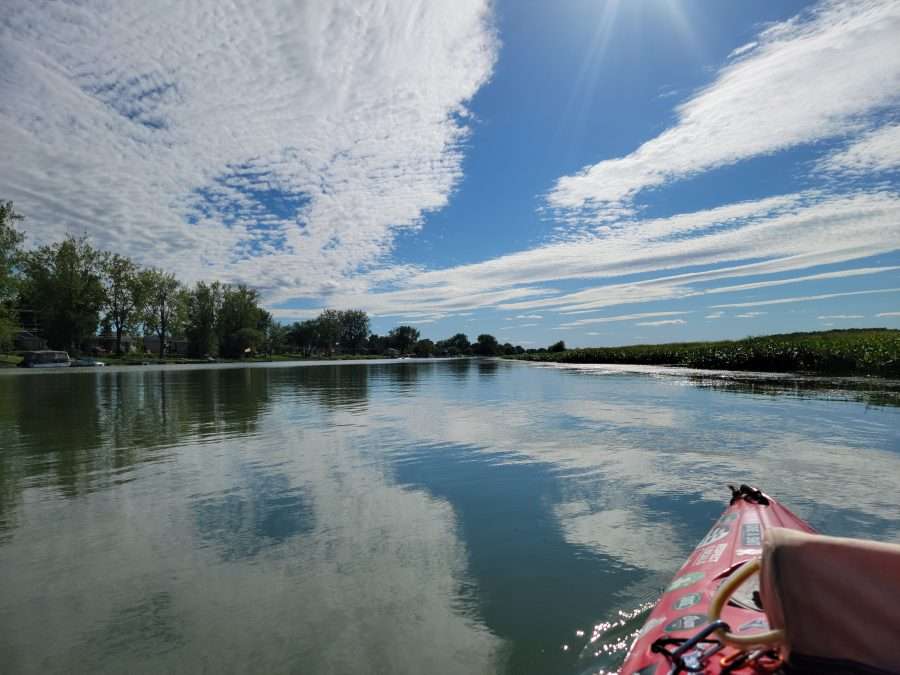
xmin=101 ymin=253 xmax=146 ymax=354
xmin=366 ymin=333 xmax=390 ymax=355
xmin=20 ymin=236 xmax=106 ymax=351
xmin=142 ymin=269 xmax=183 ymax=358
xmin=266 ymin=321 xmax=290 ymax=355
xmin=218 ymin=284 xmax=267 ymax=357
xmin=314 ymin=309 xmax=342 ymax=355
xmin=389 ymin=325 xmax=420 ymax=353
xmin=548 ymin=340 xmax=566 ymax=353
xmin=338 ymin=309 xmax=370 ymax=354
xmin=473 ymin=333 xmax=499 ymax=356
xmin=230 ymin=326 xmax=264 ymax=356
xmin=288 ymin=320 xmax=320 ymax=357
xmin=436 ymin=333 xmax=470 ymax=356
xmin=0 ymin=201 xmax=24 ymax=349
xmin=185 ymin=281 xmax=223 ymax=357
xmin=414 ymin=338 xmax=434 ymax=357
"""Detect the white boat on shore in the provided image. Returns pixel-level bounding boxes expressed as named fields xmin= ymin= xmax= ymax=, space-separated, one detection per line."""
xmin=18 ymin=350 xmax=71 ymax=368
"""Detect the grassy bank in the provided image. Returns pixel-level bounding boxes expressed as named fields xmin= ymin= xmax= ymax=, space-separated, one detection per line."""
xmin=507 ymin=329 xmax=900 ymax=377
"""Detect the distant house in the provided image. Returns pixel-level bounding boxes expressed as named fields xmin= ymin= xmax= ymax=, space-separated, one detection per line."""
xmin=142 ymin=335 xmax=189 ymax=356
xmin=14 ymin=330 xmax=47 ymax=351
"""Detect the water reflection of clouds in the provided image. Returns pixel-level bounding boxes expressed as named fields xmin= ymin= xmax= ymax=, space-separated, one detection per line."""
xmin=2 ymin=361 xmax=898 ymax=675
xmin=192 ymin=464 xmax=314 ymax=561
xmin=369 ymin=368 xmax=900 ymax=581
xmin=1 ymin=375 xmax=503 ymax=673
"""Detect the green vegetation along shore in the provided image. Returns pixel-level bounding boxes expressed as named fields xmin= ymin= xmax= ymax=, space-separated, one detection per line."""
xmin=1 ymin=201 xmax=525 ymax=363
xmin=507 ymin=329 xmax=900 ymax=378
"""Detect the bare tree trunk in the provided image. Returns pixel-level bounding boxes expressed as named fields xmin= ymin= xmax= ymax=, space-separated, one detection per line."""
xmin=158 ymin=312 xmax=166 ymax=359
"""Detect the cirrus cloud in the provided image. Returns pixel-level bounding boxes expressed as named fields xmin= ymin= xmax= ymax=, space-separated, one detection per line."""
xmin=547 ymin=0 xmax=900 ymax=221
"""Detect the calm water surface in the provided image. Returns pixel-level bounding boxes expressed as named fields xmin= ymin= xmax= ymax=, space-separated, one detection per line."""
xmin=1 ymin=359 xmax=899 ymax=674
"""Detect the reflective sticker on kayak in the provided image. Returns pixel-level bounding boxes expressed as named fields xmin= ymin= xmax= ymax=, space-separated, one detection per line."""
xmin=673 ymin=592 xmax=703 ymax=610
xmin=637 ymin=617 xmax=665 ymax=638
xmin=664 ymin=614 xmax=707 ymax=632
xmin=694 ymin=542 xmax=727 ymax=565
xmin=719 ymin=512 xmax=739 ymax=524
xmin=742 ymin=522 xmax=762 ymax=547
xmin=667 ymin=571 xmax=705 ymax=591
xmin=697 ymin=526 xmax=730 ymax=547
xmin=736 ymin=548 xmax=762 ymax=556
xmin=738 ymin=617 xmax=769 ymax=633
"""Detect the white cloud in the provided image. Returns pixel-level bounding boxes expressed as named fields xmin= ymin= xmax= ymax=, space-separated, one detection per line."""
xmin=876 ymin=312 xmax=900 ymax=318
xmin=559 ymin=311 xmax=689 ymax=329
xmin=547 ymin=0 xmax=900 ymax=220
xmin=634 ymin=319 xmax=686 ymax=327
xmin=817 ymin=314 xmax=864 ymax=320
xmin=1 ymin=0 xmax=497 ymax=299
xmin=705 ymin=311 xmax=724 ymax=319
xmin=332 ymin=190 xmax=900 ymax=318
xmin=735 ymin=312 xmax=767 ymax=319
xmin=714 ymin=288 xmax=900 ymax=309
xmin=268 ymin=307 xmax=324 ymax=322
xmin=728 ymin=41 xmax=758 ymax=59
xmin=818 ymin=123 xmax=900 ymax=176
xmin=703 ymin=266 xmax=900 ymax=296
xmin=5 ymin=0 xmax=899 ymax=331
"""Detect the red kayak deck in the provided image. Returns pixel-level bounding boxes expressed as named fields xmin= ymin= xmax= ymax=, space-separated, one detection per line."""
xmin=620 ymin=487 xmax=814 ymax=674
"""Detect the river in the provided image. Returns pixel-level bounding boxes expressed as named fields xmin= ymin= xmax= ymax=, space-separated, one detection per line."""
xmin=1 ymin=359 xmax=899 ymax=674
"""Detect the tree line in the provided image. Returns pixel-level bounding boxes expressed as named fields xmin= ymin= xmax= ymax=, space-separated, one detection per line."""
xmin=0 ymin=201 xmax=527 ymax=359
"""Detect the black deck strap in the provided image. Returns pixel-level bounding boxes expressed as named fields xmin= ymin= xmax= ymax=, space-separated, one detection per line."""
xmin=729 ymin=484 xmax=770 ymax=506
xmin=651 ymin=621 xmax=729 ymax=674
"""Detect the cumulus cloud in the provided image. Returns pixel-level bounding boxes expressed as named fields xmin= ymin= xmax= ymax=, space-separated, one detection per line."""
xmin=1 ymin=0 xmax=497 ymax=298
xmin=546 ymin=0 xmax=900 ymax=221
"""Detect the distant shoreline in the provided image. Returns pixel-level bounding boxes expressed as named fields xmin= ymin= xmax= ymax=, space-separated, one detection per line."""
xmin=503 ymin=328 xmax=900 ymax=378
xmin=0 ymin=353 xmax=466 ymax=369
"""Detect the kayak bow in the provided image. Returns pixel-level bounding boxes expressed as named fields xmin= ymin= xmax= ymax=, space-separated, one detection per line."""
xmin=619 ymin=485 xmax=814 ymax=674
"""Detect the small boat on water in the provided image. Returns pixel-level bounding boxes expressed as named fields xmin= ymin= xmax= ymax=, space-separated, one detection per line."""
xmin=18 ymin=350 xmax=71 ymax=368
xmin=620 ymin=484 xmax=900 ymax=674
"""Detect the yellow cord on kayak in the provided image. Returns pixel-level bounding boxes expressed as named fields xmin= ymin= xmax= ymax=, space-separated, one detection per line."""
xmin=707 ymin=559 xmax=785 ymax=647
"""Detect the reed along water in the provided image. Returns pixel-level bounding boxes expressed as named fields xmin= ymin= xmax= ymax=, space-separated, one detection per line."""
xmin=1 ymin=359 xmax=898 ymax=674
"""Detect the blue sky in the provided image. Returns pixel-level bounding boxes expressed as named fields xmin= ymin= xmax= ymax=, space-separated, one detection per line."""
xmin=2 ymin=0 xmax=899 ymax=346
